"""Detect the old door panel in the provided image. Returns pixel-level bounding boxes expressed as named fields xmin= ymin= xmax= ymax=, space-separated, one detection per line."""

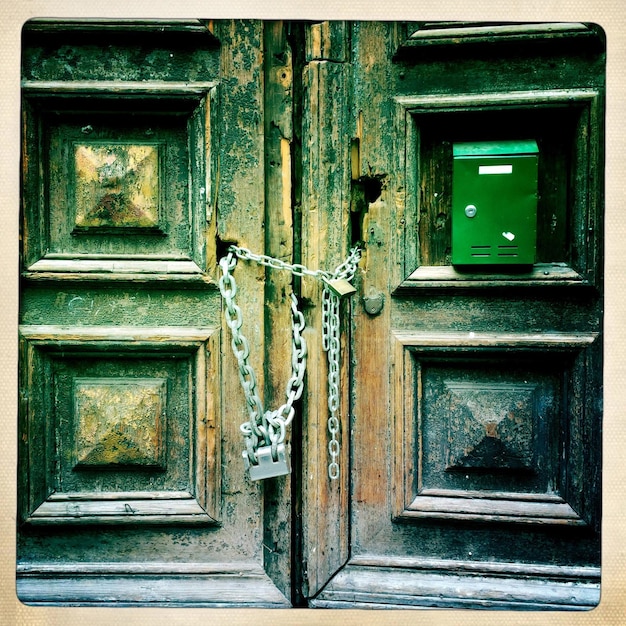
xmin=309 ymin=21 xmax=604 ymax=608
xmin=18 ymin=19 xmax=290 ymax=607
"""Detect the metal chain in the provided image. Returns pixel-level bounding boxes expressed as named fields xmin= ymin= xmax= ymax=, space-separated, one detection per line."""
xmin=324 ymin=291 xmax=341 ymax=479
xmin=219 ymin=250 xmax=307 ymax=465
xmin=321 ymin=248 xmax=360 ymax=479
xmin=218 ymin=245 xmax=360 ymax=478
xmin=228 ymin=246 xmax=333 ymax=280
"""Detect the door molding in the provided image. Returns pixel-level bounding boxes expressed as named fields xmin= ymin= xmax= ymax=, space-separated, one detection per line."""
xmin=16 ymin=562 xmax=291 ymax=607
xmin=310 ymin=557 xmax=600 ymax=610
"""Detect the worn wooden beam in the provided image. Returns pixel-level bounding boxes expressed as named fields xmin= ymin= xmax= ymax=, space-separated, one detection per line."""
xmin=17 ymin=562 xmax=291 ymax=607
xmin=349 ymin=21 xmax=395 ymax=556
xmin=261 ymin=20 xmax=294 ymax=600
xmin=311 ymin=562 xmax=600 ymax=609
xmin=213 ymin=17 xmax=269 ymax=564
xmin=300 ymin=20 xmax=352 ymax=599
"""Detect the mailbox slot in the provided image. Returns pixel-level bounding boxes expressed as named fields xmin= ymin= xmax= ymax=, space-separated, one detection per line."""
xmin=451 ymin=139 xmax=539 ymax=265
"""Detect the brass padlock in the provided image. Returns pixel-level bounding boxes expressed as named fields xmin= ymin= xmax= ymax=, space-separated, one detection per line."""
xmin=323 ymin=277 xmax=357 ymax=298
xmin=244 ymin=443 xmax=291 ymax=480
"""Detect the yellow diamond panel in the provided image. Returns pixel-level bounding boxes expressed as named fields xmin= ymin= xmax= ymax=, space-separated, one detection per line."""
xmin=74 ymin=143 xmax=160 ymax=229
xmin=74 ymin=377 xmax=167 ymax=468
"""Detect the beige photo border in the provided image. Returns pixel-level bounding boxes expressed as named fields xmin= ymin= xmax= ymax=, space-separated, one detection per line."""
xmin=2 ymin=2 xmax=625 ymax=624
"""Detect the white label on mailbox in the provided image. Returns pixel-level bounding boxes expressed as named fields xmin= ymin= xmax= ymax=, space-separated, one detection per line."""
xmin=479 ymin=164 xmax=513 ymax=175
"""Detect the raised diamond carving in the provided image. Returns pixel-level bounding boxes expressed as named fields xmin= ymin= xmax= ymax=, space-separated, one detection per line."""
xmin=74 ymin=377 xmax=167 ymax=469
xmin=74 ymin=143 xmax=160 ymax=230
xmin=445 ymin=381 xmax=536 ymax=471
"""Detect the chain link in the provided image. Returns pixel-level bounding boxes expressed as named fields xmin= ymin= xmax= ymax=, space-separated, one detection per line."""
xmin=325 ymin=291 xmax=341 ymax=479
xmin=230 ymin=246 xmax=332 ymax=280
xmin=218 ymin=245 xmax=360 ymax=479
xmin=321 ymin=247 xmax=360 ymax=479
xmin=219 ymin=251 xmax=307 ymax=465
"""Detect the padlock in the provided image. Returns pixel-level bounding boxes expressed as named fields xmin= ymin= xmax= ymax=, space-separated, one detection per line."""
xmin=244 ymin=443 xmax=291 ymax=480
xmin=323 ymin=277 xmax=357 ymax=298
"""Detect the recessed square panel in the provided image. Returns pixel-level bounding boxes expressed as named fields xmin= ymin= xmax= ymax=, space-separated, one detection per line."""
xmin=392 ymin=331 xmax=597 ymax=526
xmin=74 ymin=377 xmax=167 ymax=469
xmin=54 ymin=353 xmax=187 ymax=495
xmin=48 ymin=111 xmax=188 ymax=256
xmin=421 ymin=360 xmax=556 ymax=495
xmin=392 ymin=90 xmax=602 ymax=289
xmin=21 ymin=88 xmax=216 ymax=280
xmin=19 ymin=325 xmax=220 ymax=525
xmin=74 ymin=144 xmax=160 ymax=231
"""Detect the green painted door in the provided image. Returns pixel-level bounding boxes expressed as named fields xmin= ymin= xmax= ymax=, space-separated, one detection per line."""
xmin=18 ymin=19 xmax=293 ymax=607
xmin=18 ymin=19 xmax=605 ymax=610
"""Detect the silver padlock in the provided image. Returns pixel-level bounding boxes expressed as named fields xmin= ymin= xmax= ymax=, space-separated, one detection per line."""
xmin=323 ymin=277 xmax=357 ymax=298
xmin=244 ymin=443 xmax=291 ymax=480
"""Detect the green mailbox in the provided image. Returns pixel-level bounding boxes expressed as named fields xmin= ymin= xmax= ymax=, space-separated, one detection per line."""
xmin=451 ymin=139 xmax=539 ymax=265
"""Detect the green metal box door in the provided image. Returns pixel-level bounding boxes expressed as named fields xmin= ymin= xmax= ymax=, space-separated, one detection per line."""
xmin=451 ymin=140 xmax=539 ymax=265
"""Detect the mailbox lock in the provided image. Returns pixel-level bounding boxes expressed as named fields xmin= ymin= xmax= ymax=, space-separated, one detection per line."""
xmin=464 ymin=204 xmax=477 ymax=218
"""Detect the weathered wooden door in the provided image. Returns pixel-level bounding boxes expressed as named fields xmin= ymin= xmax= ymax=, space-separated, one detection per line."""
xmin=300 ymin=21 xmax=605 ymax=609
xmin=18 ymin=19 xmax=295 ymax=606
xmin=19 ymin=19 xmax=605 ymax=610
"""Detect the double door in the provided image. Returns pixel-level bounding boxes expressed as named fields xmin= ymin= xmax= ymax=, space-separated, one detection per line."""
xmin=18 ymin=19 xmax=604 ymax=609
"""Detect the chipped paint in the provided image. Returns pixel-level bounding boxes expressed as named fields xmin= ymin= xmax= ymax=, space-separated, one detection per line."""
xmin=74 ymin=144 xmax=160 ymax=230
xmin=74 ymin=377 xmax=167 ymax=468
